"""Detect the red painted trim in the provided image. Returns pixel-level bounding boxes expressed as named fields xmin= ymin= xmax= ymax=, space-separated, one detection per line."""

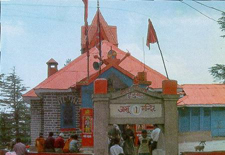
xmin=60 ymin=128 xmax=76 ymax=132
xmin=77 ymin=63 xmax=135 ymax=86
xmin=183 ymin=152 xmax=225 ymax=155
xmin=28 ymin=153 xmax=92 ymax=155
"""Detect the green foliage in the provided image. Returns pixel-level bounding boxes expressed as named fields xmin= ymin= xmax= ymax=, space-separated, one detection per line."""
xmin=209 ymin=64 xmax=225 ymax=84
xmin=0 ymin=68 xmax=30 ymax=148
xmin=0 ymin=113 xmax=13 ymax=149
xmin=64 ymin=58 xmax=72 ymax=66
xmin=218 ymin=12 xmax=225 ymax=38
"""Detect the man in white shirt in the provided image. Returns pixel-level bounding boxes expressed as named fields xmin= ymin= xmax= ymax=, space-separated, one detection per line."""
xmin=110 ymin=138 xmax=124 ymax=155
xmin=150 ymin=124 xmax=161 ymax=152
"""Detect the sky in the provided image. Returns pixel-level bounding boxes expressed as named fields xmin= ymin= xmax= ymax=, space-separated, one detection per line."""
xmin=1 ymin=0 xmax=225 ymax=92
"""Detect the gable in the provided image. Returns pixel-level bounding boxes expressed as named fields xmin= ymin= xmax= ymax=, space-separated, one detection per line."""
xmin=110 ymin=85 xmax=163 ymax=103
xmin=81 ymin=67 xmax=134 ymax=108
xmin=98 ymin=67 xmax=133 ymax=88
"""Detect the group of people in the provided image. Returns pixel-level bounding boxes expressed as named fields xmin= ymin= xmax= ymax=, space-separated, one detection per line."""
xmin=35 ymin=132 xmax=80 ymax=153
xmin=108 ymin=124 xmax=161 ymax=155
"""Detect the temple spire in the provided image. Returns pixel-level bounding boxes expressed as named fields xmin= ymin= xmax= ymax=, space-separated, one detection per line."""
xmin=81 ymin=1 xmax=118 ymax=54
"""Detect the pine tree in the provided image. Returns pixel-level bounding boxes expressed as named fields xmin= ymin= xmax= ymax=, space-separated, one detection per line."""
xmin=0 ymin=112 xmax=13 ymax=149
xmin=0 ymin=74 xmax=5 ymax=106
xmin=218 ymin=12 xmax=225 ymax=38
xmin=209 ymin=64 xmax=225 ymax=84
xmin=0 ymin=67 xmax=30 ymax=146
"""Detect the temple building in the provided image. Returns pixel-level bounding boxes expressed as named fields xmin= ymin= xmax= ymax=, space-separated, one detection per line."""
xmin=23 ymin=9 xmax=225 ymax=147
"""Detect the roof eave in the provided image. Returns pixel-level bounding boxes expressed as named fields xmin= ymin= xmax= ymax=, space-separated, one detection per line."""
xmin=34 ymin=88 xmax=75 ymax=97
xmin=177 ymin=104 xmax=225 ymax=107
xmin=23 ymin=96 xmax=41 ymax=103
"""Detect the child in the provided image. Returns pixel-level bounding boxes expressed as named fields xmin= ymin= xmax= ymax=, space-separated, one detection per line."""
xmin=110 ymin=138 xmax=124 ymax=155
xmin=137 ymin=130 xmax=151 ymax=155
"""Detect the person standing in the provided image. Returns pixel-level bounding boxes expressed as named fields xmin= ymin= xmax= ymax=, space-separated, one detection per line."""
xmin=63 ymin=135 xmax=73 ymax=153
xmin=69 ymin=135 xmax=80 ymax=153
xmin=35 ymin=133 xmax=45 ymax=153
xmin=108 ymin=124 xmax=122 ymax=149
xmin=13 ymin=138 xmax=27 ymax=155
xmin=122 ymin=124 xmax=135 ymax=155
xmin=137 ymin=130 xmax=151 ymax=155
xmin=44 ymin=132 xmax=55 ymax=152
xmin=54 ymin=133 xmax=65 ymax=153
xmin=110 ymin=138 xmax=124 ymax=155
xmin=150 ymin=124 xmax=161 ymax=153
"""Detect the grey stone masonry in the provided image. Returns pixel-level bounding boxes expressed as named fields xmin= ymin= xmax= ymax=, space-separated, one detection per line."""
xmin=42 ymin=92 xmax=81 ymax=138
xmin=30 ymin=100 xmax=43 ymax=145
xmin=43 ymin=93 xmax=61 ymax=138
xmin=93 ymin=94 xmax=110 ymax=155
xmin=30 ymin=92 xmax=82 ymax=145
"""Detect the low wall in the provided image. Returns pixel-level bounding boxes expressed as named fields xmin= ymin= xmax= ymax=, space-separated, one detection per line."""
xmin=179 ymin=131 xmax=212 ymax=143
xmin=28 ymin=153 xmax=92 ymax=155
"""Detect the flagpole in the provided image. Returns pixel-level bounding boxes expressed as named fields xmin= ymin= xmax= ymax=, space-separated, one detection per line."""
xmin=82 ymin=0 xmax=89 ymax=80
xmin=97 ymin=0 xmax=101 ymax=74
xmin=86 ymin=21 xmax=89 ymax=80
xmin=156 ymin=41 xmax=169 ymax=79
xmin=146 ymin=18 xmax=169 ymax=79
xmin=142 ymin=37 xmax=146 ymax=72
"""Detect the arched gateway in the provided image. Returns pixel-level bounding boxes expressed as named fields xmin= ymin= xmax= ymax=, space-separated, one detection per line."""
xmin=93 ymin=79 xmax=179 ymax=155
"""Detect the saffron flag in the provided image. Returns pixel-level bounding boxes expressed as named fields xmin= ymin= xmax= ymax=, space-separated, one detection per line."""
xmin=82 ymin=0 xmax=88 ymax=23
xmin=146 ymin=19 xmax=158 ymax=49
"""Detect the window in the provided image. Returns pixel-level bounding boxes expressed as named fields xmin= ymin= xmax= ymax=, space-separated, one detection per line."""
xmin=179 ymin=108 xmax=190 ymax=132
xmin=203 ymin=108 xmax=211 ymax=131
xmin=191 ymin=108 xmax=200 ymax=131
xmin=60 ymin=99 xmax=76 ymax=129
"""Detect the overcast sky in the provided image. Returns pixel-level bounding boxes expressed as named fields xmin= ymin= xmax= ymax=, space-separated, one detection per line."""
xmin=1 ymin=0 xmax=225 ymax=92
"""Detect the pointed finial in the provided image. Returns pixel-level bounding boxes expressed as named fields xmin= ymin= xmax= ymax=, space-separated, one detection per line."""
xmin=97 ymin=0 xmax=100 ymax=9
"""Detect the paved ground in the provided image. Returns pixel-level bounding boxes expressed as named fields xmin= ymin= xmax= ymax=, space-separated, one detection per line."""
xmin=82 ymin=141 xmax=225 ymax=155
xmin=179 ymin=140 xmax=225 ymax=153
xmin=79 ymin=141 xmax=225 ymax=154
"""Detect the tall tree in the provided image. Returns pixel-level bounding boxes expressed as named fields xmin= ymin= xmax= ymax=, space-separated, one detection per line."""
xmin=209 ymin=64 xmax=225 ymax=84
xmin=0 ymin=112 xmax=13 ymax=149
xmin=0 ymin=74 xmax=13 ymax=148
xmin=218 ymin=12 xmax=225 ymax=38
xmin=0 ymin=74 xmax=5 ymax=105
xmin=0 ymin=67 xmax=30 ymax=146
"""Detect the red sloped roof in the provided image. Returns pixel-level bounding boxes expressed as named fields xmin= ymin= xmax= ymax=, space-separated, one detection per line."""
xmin=177 ymin=84 xmax=225 ymax=106
xmin=23 ymin=41 xmax=167 ymax=97
xmin=23 ymin=89 xmax=37 ymax=98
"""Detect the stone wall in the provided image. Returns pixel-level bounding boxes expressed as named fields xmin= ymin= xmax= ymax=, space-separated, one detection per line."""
xmin=30 ymin=92 xmax=82 ymax=145
xmin=30 ymin=100 xmax=43 ymax=145
xmin=42 ymin=92 xmax=81 ymax=139
xmin=42 ymin=93 xmax=61 ymax=138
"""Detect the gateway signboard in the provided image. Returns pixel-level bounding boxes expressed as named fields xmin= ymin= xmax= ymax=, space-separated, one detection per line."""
xmin=110 ymin=104 xmax=162 ymax=118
